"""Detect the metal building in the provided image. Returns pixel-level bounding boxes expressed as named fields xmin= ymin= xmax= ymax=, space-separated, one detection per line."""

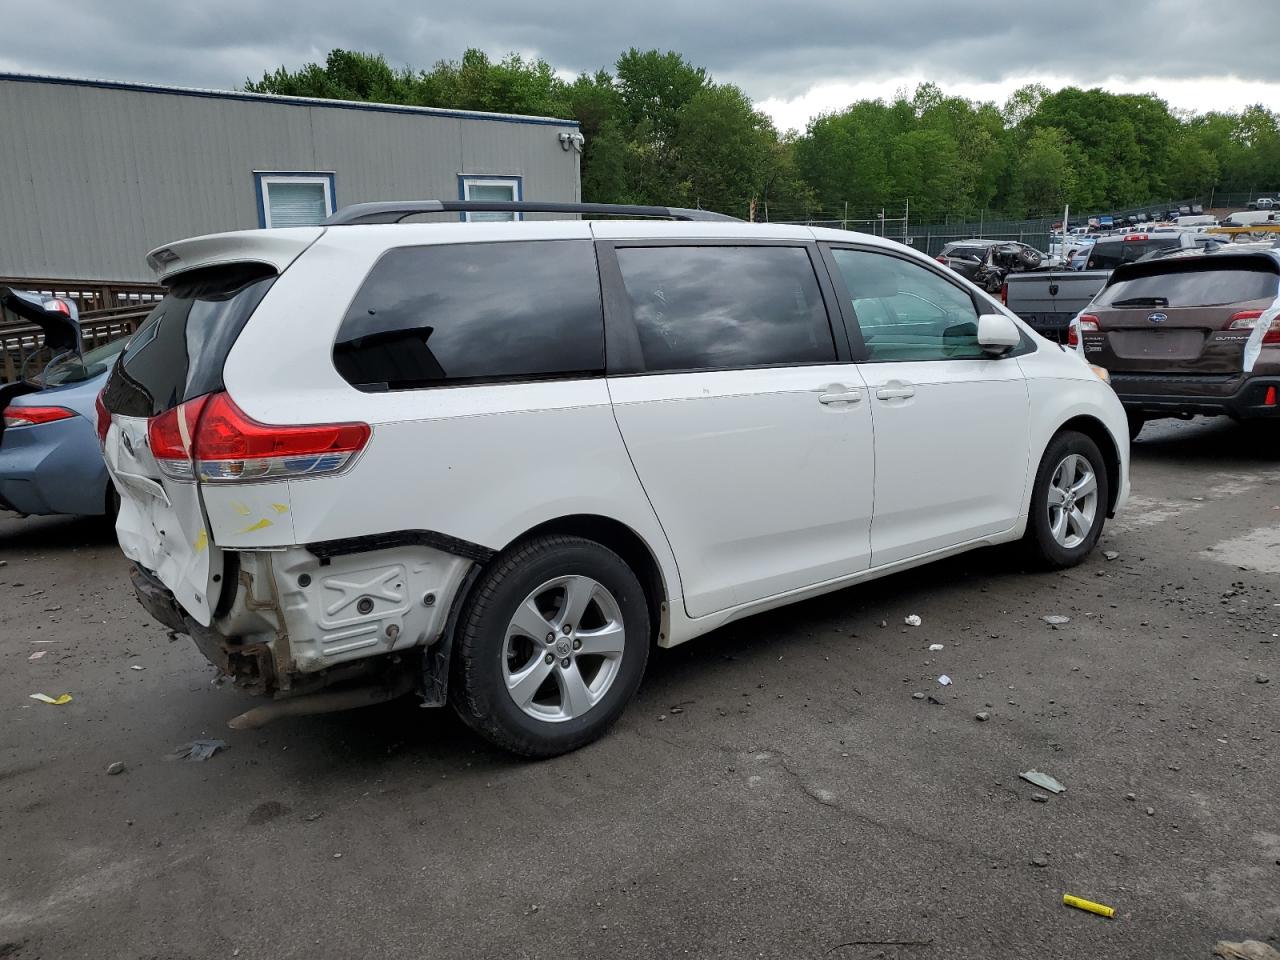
xmin=0 ymin=73 xmax=583 ymax=284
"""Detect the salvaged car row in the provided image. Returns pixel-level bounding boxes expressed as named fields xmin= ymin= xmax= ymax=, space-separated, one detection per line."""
xmin=3 ymin=197 xmax=1276 ymax=757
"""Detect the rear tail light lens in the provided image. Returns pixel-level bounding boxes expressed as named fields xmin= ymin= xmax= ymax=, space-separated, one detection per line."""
xmin=935 ymin=255 xmax=947 ymax=264
xmin=3 ymin=405 xmax=75 ymax=429
xmin=95 ymin=391 xmax=111 ymax=447
xmin=1068 ymin=314 xmax=1100 ymax=348
xmin=146 ymin=391 xmax=371 ymax=483
xmin=1000 ymin=282 xmax=1008 ymax=306
xmin=1227 ymin=310 xmax=1280 ymax=345
xmin=147 ymin=395 xmax=210 ymax=480
xmin=1265 ymin=386 xmax=1277 ymax=406
xmin=1227 ymin=310 xmax=1263 ymax=330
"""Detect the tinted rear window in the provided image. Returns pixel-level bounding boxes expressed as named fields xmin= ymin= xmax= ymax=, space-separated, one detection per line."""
xmin=100 ymin=263 xmax=276 ymax=417
xmin=1087 ymin=237 xmax=1181 ymax=270
xmin=1096 ymin=267 xmax=1279 ymax=308
xmin=614 ymin=245 xmax=835 ymax=373
xmin=333 ymin=240 xmax=603 ymax=391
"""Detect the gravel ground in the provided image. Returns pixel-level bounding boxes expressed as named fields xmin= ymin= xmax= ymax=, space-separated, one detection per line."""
xmin=1 ymin=416 xmax=1277 ymax=960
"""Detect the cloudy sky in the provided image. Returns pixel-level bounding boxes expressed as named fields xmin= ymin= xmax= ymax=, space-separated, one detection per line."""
xmin=1 ymin=0 xmax=1278 ymax=130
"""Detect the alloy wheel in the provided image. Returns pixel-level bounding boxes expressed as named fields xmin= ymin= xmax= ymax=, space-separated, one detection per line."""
xmin=502 ymin=575 xmax=626 ymax=723
xmin=1046 ymin=453 xmax=1099 ymax=549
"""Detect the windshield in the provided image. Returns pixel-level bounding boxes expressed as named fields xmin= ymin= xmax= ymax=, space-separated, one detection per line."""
xmin=39 ymin=337 xmax=130 ymax=386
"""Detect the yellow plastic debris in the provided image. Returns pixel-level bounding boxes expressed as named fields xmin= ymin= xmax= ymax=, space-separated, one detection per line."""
xmin=1063 ymin=894 xmax=1115 ymax=919
xmin=29 ymin=693 xmax=72 ymax=705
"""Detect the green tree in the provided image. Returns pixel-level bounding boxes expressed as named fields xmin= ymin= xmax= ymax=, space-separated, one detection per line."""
xmin=247 ymin=49 xmax=1280 ymax=220
xmin=672 ymin=83 xmax=774 ymax=215
xmin=1010 ymin=127 xmax=1078 ymax=216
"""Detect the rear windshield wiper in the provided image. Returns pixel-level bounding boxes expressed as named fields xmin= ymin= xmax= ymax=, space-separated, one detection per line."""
xmin=1111 ymin=296 xmax=1169 ymax=307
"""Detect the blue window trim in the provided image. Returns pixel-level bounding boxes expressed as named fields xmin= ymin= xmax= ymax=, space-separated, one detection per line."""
xmin=457 ymin=175 xmax=524 ymax=222
xmin=254 ymin=171 xmax=337 ymax=229
xmin=0 ymin=73 xmax=579 ymax=129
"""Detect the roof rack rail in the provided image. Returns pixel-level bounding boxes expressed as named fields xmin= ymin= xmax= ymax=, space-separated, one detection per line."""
xmin=324 ymin=200 xmax=741 ymax=225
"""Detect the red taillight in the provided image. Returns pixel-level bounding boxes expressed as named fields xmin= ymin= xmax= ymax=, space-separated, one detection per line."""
xmin=1227 ymin=309 xmax=1263 ymax=328
xmin=1265 ymin=386 xmax=1277 ymax=406
xmin=1123 ymin=233 xmax=1149 ymax=241
xmin=1000 ymin=282 xmax=1009 ymax=306
xmin=147 ymin=395 xmax=210 ymax=479
xmin=1068 ymin=314 xmax=1100 ymax=348
xmin=146 ymin=391 xmax=371 ymax=483
xmin=936 ymin=255 xmax=947 ymax=264
xmin=3 ymin=405 xmax=75 ymax=429
xmin=44 ymin=298 xmax=71 ymax=315
xmin=1226 ymin=309 xmax=1280 ymax=345
xmin=95 ymin=391 xmax=111 ymax=446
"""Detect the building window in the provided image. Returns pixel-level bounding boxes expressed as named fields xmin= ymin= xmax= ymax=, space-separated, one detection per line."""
xmin=458 ymin=176 xmax=523 ymax=221
xmin=255 ymin=173 xmax=336 ymax=228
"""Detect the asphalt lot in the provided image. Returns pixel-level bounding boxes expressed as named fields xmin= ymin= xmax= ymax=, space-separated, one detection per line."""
xmin=2 ymin=417 xmax=1278 ymax=959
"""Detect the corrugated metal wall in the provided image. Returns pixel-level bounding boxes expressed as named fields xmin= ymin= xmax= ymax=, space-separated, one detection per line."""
xmin=0 ymin=78 xmax=581 ymax=282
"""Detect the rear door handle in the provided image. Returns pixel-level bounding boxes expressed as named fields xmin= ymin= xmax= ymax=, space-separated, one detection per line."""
xmin=818 ymin=390 xmax=862 ymax=406
xmin=876 ymin=384 xmax=916 ymax=400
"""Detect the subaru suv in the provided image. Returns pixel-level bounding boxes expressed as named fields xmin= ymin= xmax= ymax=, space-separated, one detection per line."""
xmin=98 ymin=200 xmax=1130 ymax=757
xmin=1074 ymin=250 xmax=1280 ymax=438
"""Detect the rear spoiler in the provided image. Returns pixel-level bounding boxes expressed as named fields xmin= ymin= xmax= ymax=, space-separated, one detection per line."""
xmin=1106 ymin=250 xmax=1280 ymax=286
xmin=145 ymin=228 xmax=325 ymax=284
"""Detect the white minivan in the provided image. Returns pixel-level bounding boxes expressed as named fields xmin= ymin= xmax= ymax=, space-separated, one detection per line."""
xmin=98 ymin=200 xmax=1129 ymax=756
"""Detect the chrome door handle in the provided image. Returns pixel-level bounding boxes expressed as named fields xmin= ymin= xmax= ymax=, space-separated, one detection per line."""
xmin=876 ymin=385 xmax=916 ymax=400
xmin=818 ymin=390 xmax=862 ymax=405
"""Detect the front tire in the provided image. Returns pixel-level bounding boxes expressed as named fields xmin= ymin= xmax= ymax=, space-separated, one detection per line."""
xmin=451 ymin=535 xmax=650 ymax=757
xmin=1023 ymin=431 xmax=1109 ymax=569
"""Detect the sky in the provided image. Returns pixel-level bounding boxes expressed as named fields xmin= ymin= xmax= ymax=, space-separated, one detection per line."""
xmin=1 ymin=0 xmax=1278 ymax=130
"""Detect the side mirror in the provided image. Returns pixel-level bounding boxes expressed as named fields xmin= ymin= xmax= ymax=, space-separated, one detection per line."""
xmin=977 ymin=313 xmax=1020 ymax=355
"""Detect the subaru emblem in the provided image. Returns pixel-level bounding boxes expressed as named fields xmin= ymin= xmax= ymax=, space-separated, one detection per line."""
xmin=1148 ymin=312 xmax=1168 ymax=324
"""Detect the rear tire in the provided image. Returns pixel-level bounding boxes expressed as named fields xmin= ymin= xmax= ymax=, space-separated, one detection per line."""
xmin=98 ymin=483 xmax=120 ymax=529
xmin=1126 ymin=411 xmax=1145 ymax=441
xmin=1023 ymin=431 xmax=1109 ymax=569
xmin=451 ymin=535 xmax=650 ymax=758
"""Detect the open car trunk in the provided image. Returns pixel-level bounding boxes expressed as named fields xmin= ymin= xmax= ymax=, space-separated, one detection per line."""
xmin=0 ymin=287 xmax=83 ymax=441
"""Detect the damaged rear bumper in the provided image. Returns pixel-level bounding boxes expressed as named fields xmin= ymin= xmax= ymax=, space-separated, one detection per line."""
xmin=129 ymin=538 xmax=475 ymax=699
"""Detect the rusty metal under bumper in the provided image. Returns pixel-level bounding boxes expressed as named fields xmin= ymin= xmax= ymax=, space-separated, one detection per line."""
xmin=129 ymin=563 xmax=278 ymax=693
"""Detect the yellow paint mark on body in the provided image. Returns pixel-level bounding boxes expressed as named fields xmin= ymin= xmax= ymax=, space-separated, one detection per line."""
xmin=230 ymin=502 xmax=251 ymax=517
xmin=194 ymin=529 xmax=208 ymax=553
xmin=271 ymin=503 xmax=289 ymax=514
xmin=239 ymin=518 xmax=272 ymax=534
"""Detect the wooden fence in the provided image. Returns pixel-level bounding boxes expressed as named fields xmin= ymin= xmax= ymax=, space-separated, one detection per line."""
xmin=0 ymin=277 xmax=162 ymax=383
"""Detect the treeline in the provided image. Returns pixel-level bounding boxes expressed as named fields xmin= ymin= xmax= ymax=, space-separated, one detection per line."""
xmin=246 ymin=48 xmax=1280 ymax=222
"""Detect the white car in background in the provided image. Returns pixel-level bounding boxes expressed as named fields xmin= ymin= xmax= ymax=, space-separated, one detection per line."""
xmin=98 ymin=200 xmax=1130 ymax=756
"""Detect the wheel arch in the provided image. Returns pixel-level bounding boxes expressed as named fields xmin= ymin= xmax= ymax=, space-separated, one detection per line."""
xmin=502 ymin=514 xmax=671 ymax=647
xmin=1052 ymin=415 xmax=1122 ymax=517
